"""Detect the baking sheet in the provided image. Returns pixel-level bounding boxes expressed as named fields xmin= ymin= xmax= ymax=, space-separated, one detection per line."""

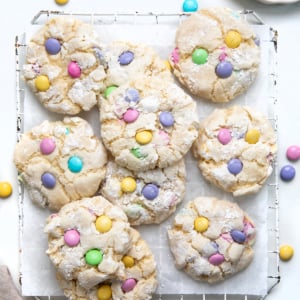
xmin=16 ymin=12 xmax=277 ymax=298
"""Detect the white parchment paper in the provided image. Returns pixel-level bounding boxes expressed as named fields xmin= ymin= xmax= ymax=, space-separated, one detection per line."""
xmin=19 ymin=13 xmax=275 ymax=297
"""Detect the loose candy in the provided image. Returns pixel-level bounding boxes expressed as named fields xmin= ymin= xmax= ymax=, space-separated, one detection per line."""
xmin=95 ymin=215 xmax=112 ymax=233
xmin=182 ymin=0 xmax=198 ymax=12
xmin=280 ymin=165 xmax=296 ymax=181
xmin=286 ymin=145 xmax=300 ymax=161
xmin=45 ymin=38 xmax=61 ymax=55
xmin=279 ymin=245 xmax=294 ymax=261
xmin=64 ymin=229 xmax=80 ymax=247
xmin=142 ymin=183 xmax=159 ymax=200
xmin=121 ymin=278 xmax=137 ymax=293
xmin=0 ymin=182 xmax=13 ymax=198
xmin=55 ymin=0 xmax=69 ymax=4
xmin=227 ymin=158 xmax=243 ymax=175
xmin=85 ymin=249 xmax=103 ymax=265
xmin=97 ymin=285 xmax=112 ymax=300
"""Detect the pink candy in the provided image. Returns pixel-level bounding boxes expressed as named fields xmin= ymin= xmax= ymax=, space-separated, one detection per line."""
xmin=123 ymin=109 xmax=139 ymax=123
xmin=208 ymin=253 xmax=225 ymax=266
xmin=286 ymin=145 xmax=300 ymax=161
xmin=68 ymin=61 xmax=81 ymax=78
xmin=40 ymin=137 xmax=56 ymax=155
xmin=171 ymin=47 xmax=179 ymax=64
xmin=121 ymin=278 xmax=137 ymax=293
xmin=217 ymin=128 xmax=232 ymax=145
xmin=64 ymin=229 xmax=80 ymax=247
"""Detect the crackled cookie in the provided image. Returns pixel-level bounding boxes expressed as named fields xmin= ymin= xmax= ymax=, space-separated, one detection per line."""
xmin=99 ymin=77 xmax=199 ymax=171
xmin=56 ymin=228 xmax=158 ymax=300
xmin=170 ymin=7 xmax=260 ymax=102
xmin=168 ymin=196 xmax=256 ymax=283
xmin=13 ymin=117 xmax=107 ymax=210
xmin=45 ymin=196 xmax=132 ymax=290
xmin=100 ymin=159 xmax=186 ymax=225
xmin=23 ymin=17 xmax=107 ymax=114
xmin=103 ymin=40 xmax=172 ymax=88
xmin=192 ymin=106 xmax=277 ymax=196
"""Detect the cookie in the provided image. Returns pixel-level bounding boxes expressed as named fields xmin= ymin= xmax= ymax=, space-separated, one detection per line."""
xmin=99 ymin=77 xmax=199 ymax=171
xmin=103 ymin=40 xmax=172 ymax=88
xmin=13 ymin=117 xmax=107 ymax=210
xmin=23 ymin=17 xmax=107 ymax=114
xmin=100 ymin=159 xmax=186 ymax=225
xmin=167 ymin=196 xmax=256 ymax=283
xmin=192 ymin=106 xmax=277 ymax=196
xmin=44 ymin=196 xmax=132 ymax=290
xmin=170 ymin=7 xmax=260 ymax=102
xmin=56 ymin=228 xmax=158 ymax=300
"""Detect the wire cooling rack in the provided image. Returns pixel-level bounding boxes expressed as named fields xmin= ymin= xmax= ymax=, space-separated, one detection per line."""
xmin=15 ymin=9 xmax=280 ymax=300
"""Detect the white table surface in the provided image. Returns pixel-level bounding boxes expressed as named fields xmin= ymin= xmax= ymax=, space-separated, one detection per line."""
xmin=0 ymin=0 xmax=299 ymax=299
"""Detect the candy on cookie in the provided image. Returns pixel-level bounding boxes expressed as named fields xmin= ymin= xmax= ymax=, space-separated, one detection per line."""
xmin=192 ymin=106 xmax=277 ymax=196
xmin=44 ymin=196 xmax=133 ymax=290
xmin=23 ymin=17 xmax=107 ymax=114
xmin=54 ymin=228 xmax=158 ymax=300
xmin=13 ymin=117 xmax=107 ymax=210
xmin=99 ymin=76 xmax=199 ymax=171
xmin=170 ymin=7 xmax=260 ymax=102
xmin=168 ymin=196 xmax=256 ymax=283
xmin=100 ymin=159 xmax=186 ymax=225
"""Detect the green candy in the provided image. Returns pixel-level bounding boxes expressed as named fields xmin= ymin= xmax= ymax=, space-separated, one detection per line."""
xmin=85 ymin=249 xmax=103 ymax=266
xmin=192 ymin=48 xmax=208 ymax=65
xmin=130 ymin=147 xmax=147 ymax=159
xmin=104 ymin=86 xmax=118 ymax=98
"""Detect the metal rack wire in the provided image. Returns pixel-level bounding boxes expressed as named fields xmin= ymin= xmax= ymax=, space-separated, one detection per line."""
xmin=15 ymin=10 xmax=280 ymax=300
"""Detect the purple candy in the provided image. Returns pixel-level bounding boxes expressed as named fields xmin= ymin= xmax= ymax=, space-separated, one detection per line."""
xmin=121 ymin=278 xmax=137 ymax=293
xmin=280 ymin=165 xmax=296 ymax=181
xmin=45 ymin=38 xmax=61 ymax=55
xmin=227 ymin=158 xmax=243 ymax=175
xmin=41 ymin=172 xmax=56 ymax=189
xmin=125 ymin=88 xmax=140 ymax=103
xmin=118 ymin=51 xmax=134 ymax=65
xmin=254 ymin=36 xmax=260 ymax=46
xmin=230 ymin=229 xmax=246 ymax=244
xmin=159 ymin=111 xmax=174 ymax=127
xmin=142 ymin=184 xmax=159 ymax=200
xmin=215 ymin=61 xmax=233 ymax=78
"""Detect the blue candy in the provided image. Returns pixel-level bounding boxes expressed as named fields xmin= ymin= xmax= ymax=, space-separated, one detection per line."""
xmin=182 ymin=0 xmax=198 ymax=12
xmin=280 ymin=165 xmax=296 ymax=181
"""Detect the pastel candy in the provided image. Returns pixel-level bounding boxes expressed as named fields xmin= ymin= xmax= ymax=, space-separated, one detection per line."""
xmin=182 ymin=0 xmax=198 ymax=12
xmin=286 ymin=145 xmax=300 ymax=161
xmin=280 ymin=165 xmax=296 ymax=181
xmin=85 ymin=249 xmax=103 ymax=265
xmin=159 ymin=111 xmax=174 ymax=127
xmin=64 ymin=229 xmax=80 ymax=247
xmin=125 ymin=88 xmax=140 ymax=103
xmin=41 ymin=172 xmax=56 ymax=189
xmin=142 ymin=183 xmax=159 ymax=200
xmin=123 ymin=109 xmax=139 ymax=123
xmin=208 ymin=253 xmax=225 ymax=266
xmin=68 ymin=156 xmax=83 ymax=173
xmin=215 ymin=61 xmax=233 ymax=78
xmin=227 ymin=158 xmax=243 ymax=175
xmin=68 ymin=61 xmax=81 ymax=78
xmin=40 ymin=137 xmax=56 ymax=155
xmin=119 ymin=51 xmax=134 ymax=65
xmin=45 ymin=38 xmax=61 ymax=55
xmin=121 ymin=278 xmax=137 ymax=293
xmin=217 ymin=128 xmax=231 ymax=145
xmin=230 ymin=229 xmax=246 ymax=244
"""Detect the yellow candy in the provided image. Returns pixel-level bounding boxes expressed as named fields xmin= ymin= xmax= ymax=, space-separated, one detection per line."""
xmin=194 ymin=216 xmax=209 ymax=233
xmin=35 ymin=75 xmax=50 ymax=92
xmin=135 ymin=130 xmax=152 ymax=145
xmin=225 ymin=30 xmax=242 ymax=49
xmin=95 ymin=215 xmax=112 ymax=233
xmin=279 ymin=245 xmax=294 ymax=261
xmin=0 ymin=182 xmax=12 ymax=198
xmin=121 ymin=177 xmax=137 ymax=193
xmin=97 ymin=285 xmax=112 ymax=300
xmin=245 ymin=129 xmax=260 ymax=144
xmin=55 ymin=0 xmax=69 ymax=4
xmin=164 ymin=60 xmax=172 ymax=71
xmin=122 ymin=255 xmax=135 ymax=268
